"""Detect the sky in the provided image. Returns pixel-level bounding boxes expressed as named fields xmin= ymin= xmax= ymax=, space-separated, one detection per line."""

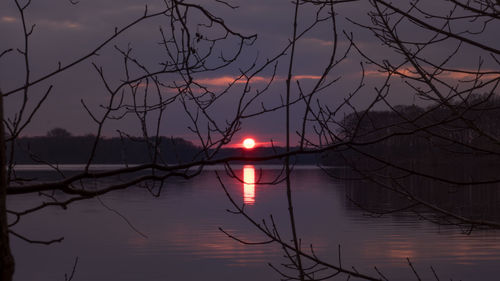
xmin=0 ymin=0 xmax=498 ymax=146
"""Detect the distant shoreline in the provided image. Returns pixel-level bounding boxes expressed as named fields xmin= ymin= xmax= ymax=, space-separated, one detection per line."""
xmin=11 ymin=163 xmax=343 ymax=172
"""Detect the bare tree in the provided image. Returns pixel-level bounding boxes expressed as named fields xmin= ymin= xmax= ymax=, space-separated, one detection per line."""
xmin=215 ymin=0 xmax=500 ymax=280
xmin=1 ymin=0 xmax=499 ymax=280
xmin=0 ymin=0 xmax=261 ymax=279
xmin=333 ymin=0 xmax=500 ymax=227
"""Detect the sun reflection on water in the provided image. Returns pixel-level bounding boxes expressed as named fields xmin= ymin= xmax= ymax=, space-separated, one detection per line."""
xmin=243 ymin=165 xmax=255 ymax=205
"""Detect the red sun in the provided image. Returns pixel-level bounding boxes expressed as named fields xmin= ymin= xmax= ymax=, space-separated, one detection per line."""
xmin=242 ymin=138 xmax=256 ymax=149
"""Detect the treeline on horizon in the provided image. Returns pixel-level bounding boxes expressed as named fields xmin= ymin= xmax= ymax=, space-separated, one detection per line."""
xmin=9 ymin=128 xmax=319 ymax=165
xmin=10 ymin=94 xmax=500 ymax=167
xmin=322 ymin=93 xmax=500 ymax=170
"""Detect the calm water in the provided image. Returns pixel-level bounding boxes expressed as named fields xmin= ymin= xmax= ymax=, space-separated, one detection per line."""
xmin=8 ymin=165 xmax=500 ymax=281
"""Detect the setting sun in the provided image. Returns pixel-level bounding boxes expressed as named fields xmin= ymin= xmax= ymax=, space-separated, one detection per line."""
xmin=242 ymin=138 xmax=256 ymax=149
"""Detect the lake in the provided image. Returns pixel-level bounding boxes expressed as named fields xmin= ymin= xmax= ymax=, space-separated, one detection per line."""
xmin=8 ymin=165 xmax=500 ymax=281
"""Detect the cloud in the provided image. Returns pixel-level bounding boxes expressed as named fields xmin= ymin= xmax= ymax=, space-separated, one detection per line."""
xmin=38 ymin=19 xmax=82 ymax=30
xmin=1 ymin=16 xmax=17 ymax=23
xmin=293 ymin=75 xmax=322 ymax=80
xmin=195 ymin=74 xmax=322 ymax=87
xmin=438 ymin=70 xmax=499 ymax=81
xmin=364 ymin=68 xmax=419 ymax=78
xmin=364 ymin=67 xmax=499 ymax=81
xmin=194 ymin=75 xmax=273 ymax=87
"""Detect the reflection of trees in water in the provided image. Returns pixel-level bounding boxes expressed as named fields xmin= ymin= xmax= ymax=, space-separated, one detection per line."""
xmin=344 ymin=165 xmax=500 ymax=223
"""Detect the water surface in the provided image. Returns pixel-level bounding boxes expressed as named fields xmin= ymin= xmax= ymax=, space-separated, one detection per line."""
xmin=8 ymin=165 xmax=500 ymax=281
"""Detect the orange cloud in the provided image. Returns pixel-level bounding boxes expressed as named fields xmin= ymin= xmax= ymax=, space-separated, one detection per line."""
xmin=195 ymin=75 xmax=273 ymax=87
xmin=1 ymin=16 xmax=81 ymax=29
xmin=1 ymin=16 xmax=17 ymax=23
xmin=195 ymin=74 xmax=322 ymax=87
xmin=293 ymin=75 xmax=322 ymax=80
xmin=365 ymin=68 xmax=419 ymax=78
xmin=364 ymin=67 xmax=499 ymax=82
xmin=195 ymin=76 xmax=239 ymax=86
xmin=39 ymin=19 xmax=82 ymax=30
xmin=131 ymin=74 xmax=324 ymax=93
xmin=438 ymin=70 xmax=499 ymax=81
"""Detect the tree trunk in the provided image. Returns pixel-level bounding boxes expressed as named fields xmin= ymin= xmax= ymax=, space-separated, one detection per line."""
xmin=0 ymin=92 xmax=15 ymax=281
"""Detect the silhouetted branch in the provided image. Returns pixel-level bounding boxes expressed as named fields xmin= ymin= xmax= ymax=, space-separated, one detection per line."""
xmin=9 ymin=230 xmax=63 ymax=245
xmin=64 ymin=257 xmax=79 ymax=281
